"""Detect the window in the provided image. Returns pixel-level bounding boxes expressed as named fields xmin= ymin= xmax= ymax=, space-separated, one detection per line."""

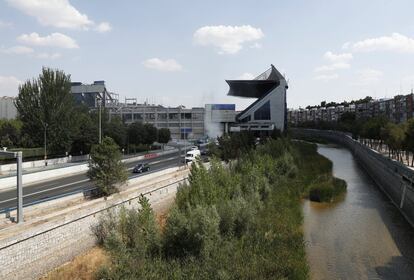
xmin=133 ymin=113 xmax=142 ymax=120
xmin=192 ymin=113 xmax=204 ymax=120
xmin=169 ymin=113 xmax=179 ymax=120
xmin=254 ymin=101 xmax=271 ymax=120
xmin=157 ymin=113 xmax=167 ymax=120
xmin=181 ymin=113 xmax=192 ymax=119
xmin=145 ymin=113 xmax=155 ymax=120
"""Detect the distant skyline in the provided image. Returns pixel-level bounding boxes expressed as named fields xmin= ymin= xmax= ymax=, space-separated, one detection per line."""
xmin=2 ymin=0 xmax=414 ymax=110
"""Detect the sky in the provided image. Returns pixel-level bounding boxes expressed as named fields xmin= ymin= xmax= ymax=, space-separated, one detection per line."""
xmin=2 ymin=0 xmax=414 ymax=110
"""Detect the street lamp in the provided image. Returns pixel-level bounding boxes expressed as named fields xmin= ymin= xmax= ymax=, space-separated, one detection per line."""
xmin=96 ymin=96 xmax=102 ymax=144
xmin=0 ymin=149 xmax=23 ymax=223
xmin=41 ymin=122 xmax=48 ymax=166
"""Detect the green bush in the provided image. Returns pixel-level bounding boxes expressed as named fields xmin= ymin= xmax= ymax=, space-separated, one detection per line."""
xmin=309 ymin=177 xmax=347 ymax=202
xmin=95 ymin=138 xmax=346 ymax=279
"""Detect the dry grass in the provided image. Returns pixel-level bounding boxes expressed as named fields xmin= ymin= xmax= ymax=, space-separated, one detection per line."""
xmin=41 ymin=247 xmax=109 ymax=280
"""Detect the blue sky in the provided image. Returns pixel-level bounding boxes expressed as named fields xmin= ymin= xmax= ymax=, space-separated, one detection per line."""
xmin=2 ymin=0 xmax=414 ymax=110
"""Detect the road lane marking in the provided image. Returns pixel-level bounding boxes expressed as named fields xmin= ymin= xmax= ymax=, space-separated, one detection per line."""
xmin=0 ymin=156 xmax=183 ymax=205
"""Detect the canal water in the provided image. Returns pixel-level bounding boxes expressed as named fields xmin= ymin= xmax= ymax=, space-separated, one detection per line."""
xmin=303 ymin=144 xmax=414 ymax=280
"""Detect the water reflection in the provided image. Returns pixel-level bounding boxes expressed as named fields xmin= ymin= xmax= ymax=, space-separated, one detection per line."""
xmin=303 ymin=144 xmax=414 ymax=280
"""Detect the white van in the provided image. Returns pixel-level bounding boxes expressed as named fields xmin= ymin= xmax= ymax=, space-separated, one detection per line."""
xmin=185 ymin=149 xmax=201 ymax=164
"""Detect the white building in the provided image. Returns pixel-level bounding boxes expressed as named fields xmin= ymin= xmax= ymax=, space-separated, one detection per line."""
xmin=227 ymin=65 xmax=287 ymax=133
xmin=0 ymin=97 xmax=17 ymax=120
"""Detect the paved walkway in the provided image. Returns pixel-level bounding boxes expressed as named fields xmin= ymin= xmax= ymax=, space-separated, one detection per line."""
xmin=358 ymin=139 xmax=414 ymax=170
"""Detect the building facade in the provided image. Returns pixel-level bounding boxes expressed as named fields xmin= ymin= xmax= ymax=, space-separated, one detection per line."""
xmin=109 ymin=103 xmax=205 ymax=140
xmin=0 ymin=97 xmax=17 ymax=120
xmin=71 ymin=81 xmax=117 ymax=108
xmin=204 ymin=104 xmax=236 ymax=138
xmin=227 ymin=64 xmax=287 ymax=133
xmin=288 ymin=93 xmax=414 ymax=125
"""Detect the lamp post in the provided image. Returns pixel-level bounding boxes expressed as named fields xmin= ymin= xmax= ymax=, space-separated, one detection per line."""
xmin=96 ymin=96 xmax=102 ymax=144
xmin=42 ymin=122 xmax=48 ymax=166
xmin=0 ymin=149 xmax=23 ymax=223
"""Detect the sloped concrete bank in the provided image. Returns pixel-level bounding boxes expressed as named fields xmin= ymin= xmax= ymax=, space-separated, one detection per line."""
xmin=291 ymin=128 xmax=414 ymax=228
xmin=0 ymin=167 xmax=189 ymax=280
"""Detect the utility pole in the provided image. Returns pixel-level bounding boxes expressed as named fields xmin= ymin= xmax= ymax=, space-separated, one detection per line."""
xmin=16 ymin=151 xmax=23 ymax=223
xmin=0 ymin=149 xmax=23 ymax=223
xmin=42 ymin=122 xmax=48 ymax=166
xmin=99 ymin=100 xmax=102 ymax=144
xmin=96 ymin=96 xmax=102 ymax=144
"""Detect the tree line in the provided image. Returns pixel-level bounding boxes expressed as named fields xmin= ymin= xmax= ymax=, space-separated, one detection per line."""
xmin=1 ymin=67 xmax=171 ymax=157
xmin=294 ymin=112 xmax=414 ymax=166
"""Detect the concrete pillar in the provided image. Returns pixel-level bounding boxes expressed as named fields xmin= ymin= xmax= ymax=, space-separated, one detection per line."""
xmin=16 ymin=151 xmax=23 ymax=223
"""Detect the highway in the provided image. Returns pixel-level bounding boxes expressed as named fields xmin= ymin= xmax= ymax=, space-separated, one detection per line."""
xmin=0 ymin=151 xmax=185 ymax=212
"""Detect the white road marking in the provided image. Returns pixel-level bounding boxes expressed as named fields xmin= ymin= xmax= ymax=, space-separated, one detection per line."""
xmin=0 ymin=155 xmax=182 ymax=204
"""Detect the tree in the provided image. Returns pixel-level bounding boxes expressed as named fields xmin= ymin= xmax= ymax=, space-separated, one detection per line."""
xmin=127 ymin=122 xmax=145 ymax=153
xmin=157 ymin=128 xmax=171 ymax=147
xmin=87 ymin=137 xmax=128 ymax=196
xmin=71 ymin=108 xmax=98 ymax=155
xmin=143 ymin=123 xmax=157 ymax=145
xmin=105 ymin=116 xmax=127 ymax=149
xmin=15 ymin=67 xmax=75 ymax=154
xmin=0 ymin=119 xmax=22 ymax=148
xmin=405 ymin=119 xmax=414 ymax=166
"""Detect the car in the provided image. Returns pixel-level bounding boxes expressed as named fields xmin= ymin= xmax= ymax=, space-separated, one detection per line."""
xmin=133 ymin=163 xmax=150 ymax=173
xmin=185 ymin=149 xmax=201 ymax=163
xmin=190 ymin=146 xmax=199 ymax=151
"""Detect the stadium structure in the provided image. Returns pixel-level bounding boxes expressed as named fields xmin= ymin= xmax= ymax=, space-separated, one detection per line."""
xmin=227 ymin=64 xmax=287 ymax=133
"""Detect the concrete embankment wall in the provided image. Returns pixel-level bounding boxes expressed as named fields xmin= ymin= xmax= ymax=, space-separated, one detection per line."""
xmin=291 ymin=128 xmax=414 ymax=227
xmin=0 ymin=154 xmax=89 ymax=173
xmin=0 ymin=167 xmax=188 ymax=280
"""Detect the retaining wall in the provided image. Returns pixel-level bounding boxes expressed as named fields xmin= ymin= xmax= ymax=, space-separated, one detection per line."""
xmin=0 ymin=167 xmax=188 ymax=279
xmin=0 ymin=154 xmax=89 ymax=173
xmin=291 ymin=128 xmax=414 ymax=227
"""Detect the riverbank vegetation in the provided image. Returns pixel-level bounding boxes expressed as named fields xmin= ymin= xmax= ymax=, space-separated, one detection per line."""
xmin=93 ymin=136 xmax=345 ymax=279
xmin=293 ymin=110 xmax=414 ymax=166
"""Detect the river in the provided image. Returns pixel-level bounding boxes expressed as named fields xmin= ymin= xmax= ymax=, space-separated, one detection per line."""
xmin=303 ymin=144 xmax=414 ymax=280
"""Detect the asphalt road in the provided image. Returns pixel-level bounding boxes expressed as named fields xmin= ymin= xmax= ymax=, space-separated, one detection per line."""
xmin=0 ymin=151 xmax=185 ymax=212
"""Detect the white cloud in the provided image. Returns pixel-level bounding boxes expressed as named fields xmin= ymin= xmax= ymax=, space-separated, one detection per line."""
xmin=1 ymin=45 xmax=34 ymax=55
xmin=250 ymin=42 xmax=262 ymax=49
xmin=0 ymin=20 xmax=13 ymax=29
xmin=142 ymin=58 xmax=183 ymax=72
xmin=6 ymin=0 xmax=93 ymax=29
xmin=356 ymin=69 xmax=383 ymax=85
xmin=323 ymin=51 xmax=353 ymax=63
xmin=0 ymin=76 xmax=22 ymax=96
xmin=17 ymin=32 xmax=79 ymax=49
xmin=237 ymin=73 xmax=255 ymax=80
xmin=36 ymin=52 xmax=61 ymax=59
xmin=314 ymin=51 xmax=353 ymax=73
xmin=314 ymin=73 xmax=339 ymax=81
xmin=345 ymin=33 xmax=414 ymax=53
xmin=95 ymin=22 xmax=112 ymax=33
xmin=6 ymin=0 xmax=111 ymax=32
xmin=193 ymin=25 xmax=264 ymax=54
xmin=314 ymin=63 xmax=350 ymax=72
